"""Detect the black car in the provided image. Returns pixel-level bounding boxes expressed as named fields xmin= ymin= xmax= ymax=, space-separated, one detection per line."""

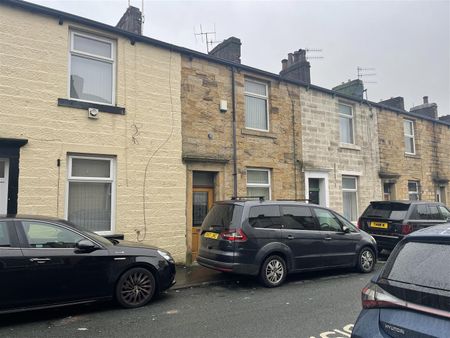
xmin=197 ymin=199 xmax=377 ymax=287
xmin=0 ymin=215 xmax=175 ymax=314
xmin=352 ymin=223 xmax=450 ymax=337
xmin=358 ymin=200 xmax=450 ymax=251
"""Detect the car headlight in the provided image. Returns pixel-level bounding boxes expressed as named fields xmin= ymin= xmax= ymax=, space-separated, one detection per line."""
xmin=157 ymin=250 xmax=174 ymax=262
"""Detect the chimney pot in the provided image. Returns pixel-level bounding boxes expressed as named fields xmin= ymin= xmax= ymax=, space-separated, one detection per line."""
xmin=423 ymin=96 xmax=429 ymax=104
xmin=281 ymin=59 xmax=288 ymax=71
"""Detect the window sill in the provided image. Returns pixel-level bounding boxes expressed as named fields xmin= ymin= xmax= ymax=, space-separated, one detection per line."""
xmin=339 ymin=143 xmax=361 ymax=151
xmin=58 ymin=98 xmax=126 ymax=115
xmin=241 ymin=128 xmax=277 ymax=139
xmin=405 ymin=153 xmax=421 ymax=159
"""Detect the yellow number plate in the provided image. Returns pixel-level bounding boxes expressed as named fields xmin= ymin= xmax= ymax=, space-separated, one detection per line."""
xmin=370 ymin=222 xmax=388 ymax=229
xmin=204 ymin=232 xmax=219 ymax=240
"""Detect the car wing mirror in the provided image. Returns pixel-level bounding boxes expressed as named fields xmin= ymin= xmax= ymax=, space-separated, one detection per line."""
xmin=76 ymin=239 xmax=98 ymax=252
xmin=342 ymin=225 xmax=351 ymax=233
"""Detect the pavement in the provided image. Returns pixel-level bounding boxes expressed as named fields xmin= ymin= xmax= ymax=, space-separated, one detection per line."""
xmin=173 ymin=263 xmax=239 ymax=290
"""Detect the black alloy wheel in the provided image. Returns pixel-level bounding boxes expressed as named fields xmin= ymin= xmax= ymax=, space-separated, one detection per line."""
xmin=259 ymin=255 xmax=287 ymax=288
xmin=116 ymin=267 xmax=156 ymax=308
xmin=357 ymin=247 xmax=375 ymax=273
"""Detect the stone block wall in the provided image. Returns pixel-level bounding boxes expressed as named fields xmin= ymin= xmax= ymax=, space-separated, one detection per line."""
xmin=0 ymin=4 xmax=187 ymax=261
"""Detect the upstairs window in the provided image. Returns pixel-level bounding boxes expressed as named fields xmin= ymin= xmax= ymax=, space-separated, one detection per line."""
xmin=339 ymin=103 xmax=354 ymax=144
xmin=70 ymin=31 xmax=115 ymax=105
xmin=245 ymin=79 xmax=269 ymax=131
xmin=247 ymin=169 xmax=271 ymax=200
xmin=404 ymin=120 xmax=416 ymax=155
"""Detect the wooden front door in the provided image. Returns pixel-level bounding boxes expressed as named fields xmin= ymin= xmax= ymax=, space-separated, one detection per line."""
xmin=192 ymin=187 xmax=214 ymax=261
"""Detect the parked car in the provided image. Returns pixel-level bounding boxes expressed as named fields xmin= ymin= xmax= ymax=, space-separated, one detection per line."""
xmin=197 ymin=199 xmax=377 ymax=287
xmin=358 ymin=200 xmax=450 ymax=251
xmin=352 ymin=223 xmax=450 ymax=338
xmin=0 ymin=215 xmax=175 ymax=314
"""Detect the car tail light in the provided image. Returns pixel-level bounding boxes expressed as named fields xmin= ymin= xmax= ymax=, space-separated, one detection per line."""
xmin=357 ymin=218 xmax=362 ymax=229
xmin=361 ymin=282 xmax=450 ymax=319
xmin=401 ymin=223 xmax=413 ymax=235
xmin=220 ymin=228 xmax=247 ymax=242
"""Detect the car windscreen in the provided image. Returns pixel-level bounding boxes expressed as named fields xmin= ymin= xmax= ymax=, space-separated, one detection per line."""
xmin=362 ymin=202 xmax=409 ymax=220
xmin=386 ymin=241 xmax=450 ymax=292
xmin=201 ymin=204 xmax=243 ymax=231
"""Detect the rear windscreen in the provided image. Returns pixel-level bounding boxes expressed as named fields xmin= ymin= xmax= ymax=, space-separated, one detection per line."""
xmin=362 ymin=203 xmax=409 ymax=220
xmin=387 ymin=241 xmax=450 ymax=292
xmin=201 ymin=205 xmax=243 ymax=231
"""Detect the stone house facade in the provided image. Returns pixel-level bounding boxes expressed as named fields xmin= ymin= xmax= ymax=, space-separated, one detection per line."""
xmin=0 ymin=1 xmax=187 ymax=260
xmin=377 ymin=97 xmax=450 ymax=203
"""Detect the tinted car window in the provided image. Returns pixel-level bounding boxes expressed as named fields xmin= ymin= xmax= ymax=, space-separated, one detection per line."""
xmin=249 ymin=205 xmax=281 ymax=229
xmin=428 ymin=204 xmax=444 ymax=220
xmin=386 ymin=241 xmax=450 ymax=292
xmin=335 ymin=213 xmax=358 ymax=232
xmin=362 ymin=202 xmax=409 ymax=220
xmin=0 ymin=222 xmax=11 ymax=247
xmin=201 ymin=204 xmax=243 ymax=231
xmin=22 ymin=221 xmax=84 ymax=248
xmin=410 ymin=204 xmax=431 ymax=220
xmin=313 ymin=208 xmax=342 ymax=232
xmin=281 ymin=206 xmax=317 ymax=230
xmin=438 ymin=205 xmax=450 ymax=219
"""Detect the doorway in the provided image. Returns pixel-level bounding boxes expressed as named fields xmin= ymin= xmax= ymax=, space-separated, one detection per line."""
xmin=305 ymin=171 xmax=329 ymax=207
xmin=0 ymin=159 xmax=9 ymax=215
xmin=191 ymin=172 xmax=215 ymax=261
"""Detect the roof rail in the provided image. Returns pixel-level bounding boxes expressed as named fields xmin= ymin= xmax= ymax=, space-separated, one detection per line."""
xmin=231 ymin=196 xmax=265 ymax=202
xmin=276 ymin=199 xmax=311 ymax=202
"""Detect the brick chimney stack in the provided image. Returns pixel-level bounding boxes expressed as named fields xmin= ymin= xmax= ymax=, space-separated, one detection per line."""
xmin=209 ymin=37 xmax=241 ymax=63
xmin=410 ymin=96 xmax=438 ymax=119
xmin=279 ymin=49 xmax=311 ymax=84
xmin=116 ymin=6 xmax=142 ymax=35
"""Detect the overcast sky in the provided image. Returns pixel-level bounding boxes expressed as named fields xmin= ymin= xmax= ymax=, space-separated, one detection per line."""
xmin=30 ymin=0 xmax=450 ymax=115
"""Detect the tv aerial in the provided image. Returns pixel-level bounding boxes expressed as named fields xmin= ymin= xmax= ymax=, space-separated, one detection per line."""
xmin=194 ymin=24 xmax=221 ymax=53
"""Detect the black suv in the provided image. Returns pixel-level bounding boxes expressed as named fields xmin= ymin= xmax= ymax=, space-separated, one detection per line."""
xmin=358 ymin=201 xmax=450 ymax=251
xmin=197 ymin=200 xmax=377 ymax=287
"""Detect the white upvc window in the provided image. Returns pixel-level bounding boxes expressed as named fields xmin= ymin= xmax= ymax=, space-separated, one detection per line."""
xmin=342 ymin=176 xmax=358 ymax=222
xmin=404 ymin=119 xmax=416 ymax=155
xmin=408 ymin=181 xmax=420 ymax=201
xmin=339 ymin=103 xmax=355 ymax=144
xmin=247 ymin=168 xmax=271 ymax=200
xmin=66 ymin=155 xmax=116 ymax=235
xmin=69 ymin=31 xmax=115 ymax=105
xmin=244 ymin=79 xmax=269 ymax=131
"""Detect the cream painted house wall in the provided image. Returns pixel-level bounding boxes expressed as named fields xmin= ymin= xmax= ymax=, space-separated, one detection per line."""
xmin=0 ymin=5 xmax=187 ymax=261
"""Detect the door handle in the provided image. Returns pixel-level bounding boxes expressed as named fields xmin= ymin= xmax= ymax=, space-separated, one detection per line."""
xmin=30 ymin=258 xmax=51 ymax=264
xmin=287 ymin=235 xmax=294 ymax=240
xmin=324 ymin=237 xmax=332 ymax=241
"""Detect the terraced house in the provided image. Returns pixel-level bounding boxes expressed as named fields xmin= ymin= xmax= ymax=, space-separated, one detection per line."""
xmin=2 ymin=0 xmax=448 ymax=265
xmin=0 ymin=0 xmax=187 ymax=260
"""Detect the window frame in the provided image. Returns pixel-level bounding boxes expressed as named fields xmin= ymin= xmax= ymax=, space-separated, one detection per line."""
xmin=342 ymin=175 xmax=358 ymax=222
xmin=68 ymin=30 xmax=116 ymax=106
xmin=403 ymin=119 xmax=416 ymax=155
xmin=338 ymin=102 xmax=355 ymax=145
xmin=408 ymin=181 xmax=420 ymax=201
xmin=65 ymin=155 xmax=116 ymax=235
xmin=246 ymin=168 xmax=272 ymax=200
xmin=244 ymin=78 xmax=269 ymax=132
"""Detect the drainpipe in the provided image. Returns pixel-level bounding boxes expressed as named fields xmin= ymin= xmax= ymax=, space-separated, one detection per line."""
xmin=231 ymin=67 xmax=238 ymax=197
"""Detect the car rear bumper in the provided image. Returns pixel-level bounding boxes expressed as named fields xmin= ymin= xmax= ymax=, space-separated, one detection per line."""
xmin=372 ymin=234 xmax=402 ymax=251
xmin=197 ymin=256 xmax=259 ymax=276
xmin=352 ymin=309 xmax=385 ymax=338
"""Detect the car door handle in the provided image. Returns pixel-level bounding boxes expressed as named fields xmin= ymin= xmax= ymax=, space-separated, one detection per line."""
xmin=287 ymin=235 xmax=294 ymax=240
xmin=324 ymin=237 xmax=332 ymax=241
xmin=30 ymin=258 xmax=51 ymax=264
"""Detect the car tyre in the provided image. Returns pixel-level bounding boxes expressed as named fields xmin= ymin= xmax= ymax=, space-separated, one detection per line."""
xmin=116 ymin=267 xmax=156 ymax=308
xmin=357 ymin=247 xmax=375 ymax=273
xmin=259 ymin=255 xmax=287 ymax=288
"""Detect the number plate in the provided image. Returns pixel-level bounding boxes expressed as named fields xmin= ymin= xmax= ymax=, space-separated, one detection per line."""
xmin=204 ymin=232 xmax=219 ymax=240
xmin=370 ymin=221 xmax=388 ymax=229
